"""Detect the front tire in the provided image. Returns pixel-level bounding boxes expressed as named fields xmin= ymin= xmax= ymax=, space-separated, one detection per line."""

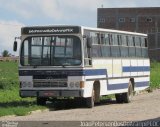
xmin=37 ymin=97 xmax=47 ymax=106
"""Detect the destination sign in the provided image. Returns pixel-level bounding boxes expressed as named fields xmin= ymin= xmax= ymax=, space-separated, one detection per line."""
xmin=21 ymin=26 xmax=81 ymax=35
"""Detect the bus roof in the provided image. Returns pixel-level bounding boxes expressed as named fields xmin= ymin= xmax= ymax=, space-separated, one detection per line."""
xmin=81 ymin=26 xmax=147 ymax=37
xmin=21 ymin=25 xmax=147 ymax=37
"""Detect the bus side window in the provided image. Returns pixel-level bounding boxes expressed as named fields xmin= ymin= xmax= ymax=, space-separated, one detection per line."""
xmin=117 ymin=35 xmax=122 ymax=45
xmin=135 ymin=36 xmax=142 ymax=57
xmin=111 ymin=34 xmax=120 ymax=57
xmin=101 ymin=33 xmax=111 ymax=57
xmin=90 ymin=32 xmax=102 ymax=58
xmin=128 ymin=36 xmax=136 ymax=57
xmin=110 ymin=34 xmax=113 ymax=45
xmin=84 ymin=36 xmax=92 ymax=66
xmin=121 ymin=35 xmax=128 ymax=57
xmin=112 ymin=34 xmax=118 ymax=45
xmin=145 ymin=38 xmax=148 ymax=47
xmin=21 ymin=40 xmax=29 ymax=65
xmin=141 ymin=37 xmax=148 ymax=58
xmin=101 ymin=33 xmax=110 ymax=46
xmin=90 ymin=32 xmax=100 ymax=44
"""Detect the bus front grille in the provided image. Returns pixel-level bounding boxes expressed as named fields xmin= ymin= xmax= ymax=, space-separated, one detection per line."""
xmin=33 ymin=80 xmax=67 ymax=88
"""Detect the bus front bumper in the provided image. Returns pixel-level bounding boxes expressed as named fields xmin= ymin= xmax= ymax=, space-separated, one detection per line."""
xmin=20 ymin=90 xmax=83 ymax=98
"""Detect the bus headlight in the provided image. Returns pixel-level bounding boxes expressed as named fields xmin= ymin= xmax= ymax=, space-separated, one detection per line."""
xmin=69 ymin=82 xmax=74 ymax=88
xmin=28 ymin=82 xmax=32 ymax=87
xmin=21 ymin=81 xmax=32 ymax=88
xmin=21 ymin=82 xmax=26 ymax=88
xmin=75 ymin=82 xmax=80 ymax=88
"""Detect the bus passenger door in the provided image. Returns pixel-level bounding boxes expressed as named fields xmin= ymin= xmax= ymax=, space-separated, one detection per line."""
xmin=83 ymin=37 xmax=92 ymax=66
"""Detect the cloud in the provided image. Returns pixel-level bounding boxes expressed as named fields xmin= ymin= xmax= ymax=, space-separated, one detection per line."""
xmin=0 ymin=20 xmax=24 ymax=55
xmin=38 ymin=0 xmax=64 ymax=20
xmin=0 ymin=0 xmax=104 ymax=22
xmin=0 ymin=0 xmax=160 ymax=56
xmin=1 ymin=0 xmax=160 ymax=21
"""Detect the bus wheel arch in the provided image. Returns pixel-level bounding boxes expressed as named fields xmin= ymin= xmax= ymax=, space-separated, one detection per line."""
xmin=86 ymin=80 xmax=100 ymax=108
xmin=130 ymin=78 xmax=135 ymax=92
xmin=115 ymin=79 xmax=134 ymax=103
xmin=93 ymin=81 xmax=100 ymax=103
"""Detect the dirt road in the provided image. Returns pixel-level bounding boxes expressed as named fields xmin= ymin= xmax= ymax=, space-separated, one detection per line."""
xmin=0 ymin=89 xmax=160 ymax=122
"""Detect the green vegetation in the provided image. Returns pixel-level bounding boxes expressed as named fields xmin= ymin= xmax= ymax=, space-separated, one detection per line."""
xmin=0 ymin=62 xmax=45 ymax=117
xmin=0 ymin=61 xmax=160 ymax=117
xmin=150 ymin=61 xmax=160 ymax=89
xmin=1 ymin=50 xmax=10 ymax=57
xmin=0 ymin=61 xmax=18 ymax=90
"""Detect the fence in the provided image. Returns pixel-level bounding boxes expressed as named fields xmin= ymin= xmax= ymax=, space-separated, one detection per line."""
xmin=0 ymin=57 xmax=19 ymax=62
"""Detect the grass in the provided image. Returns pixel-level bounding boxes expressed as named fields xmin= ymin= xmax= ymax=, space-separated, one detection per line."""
xmin=0 ymin=61 xmax=45 ymax=117
xmin=150 ymin=61 xmax=160 ymax=89
xmin=0 ymin=61 xmax=160 ymax=117
xmin=0 ymin=62 xmax=18 ymax=90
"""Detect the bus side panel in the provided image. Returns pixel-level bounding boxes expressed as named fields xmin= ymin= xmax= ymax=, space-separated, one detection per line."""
xmin=92 ymin=59 xmax=112 ymax=77
xmin=112 ymin=59 xmax=122 ymax=77
xmin=134 ymin=77 xmax=150 ymax=91
xmin=105 ymin=59 xmax=113 ymax=78
xmin=122 ymin=59 xmax=130 ymax=77
xmin=106 ymin=59 xmax=129 ymax=95
xmin=99 ymin=80 xmax=108 ymax=96
xmin=83 ymin=81 xmax=94 ymax=98
xmin=137 ymin=59 xmax=144 ymax=76
xmin=91 ymin=59 xmax=111 ymax=96
xmin=130 ymin=59 xmax=138 ymax=76
xmin=134 ymin=59 xmax=150 ymax=91
xmin=143 ymin=59 xmax=150 ymax=76
xmin=107 ymin=78 xmax=129 ymax=94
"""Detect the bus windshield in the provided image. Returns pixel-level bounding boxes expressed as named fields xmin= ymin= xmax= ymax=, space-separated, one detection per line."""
xmin=20 ymin=35 xmax=82 ymax=66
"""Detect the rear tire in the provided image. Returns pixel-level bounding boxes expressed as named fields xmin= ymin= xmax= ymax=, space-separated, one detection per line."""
xmin=37 ymin=97 xmax=47 ymax=106
xmin=115 ymin=94 xmax=123 ymax=103
xmin=123 ymin=82 xmax=133 ymax=103
xmin=115 ymin=81 xmax=133 ymax=103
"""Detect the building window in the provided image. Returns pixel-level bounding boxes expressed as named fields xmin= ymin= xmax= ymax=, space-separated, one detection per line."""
xmin=146 ymin=18 xmax=152 ymax=22
xmin=130 ymin=18 xmax=135 ymax=22
xmin=119 ymin=18 xmax=125 ymax=22
xmin=98 ymin=18 xmax=105 ymax=23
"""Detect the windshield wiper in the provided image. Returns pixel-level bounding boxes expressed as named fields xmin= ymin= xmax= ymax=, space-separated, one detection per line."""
xmin=62 ymin=63 xmax=71 ymax=68
xmin=33 ymin=65 xmax=38 ymax=68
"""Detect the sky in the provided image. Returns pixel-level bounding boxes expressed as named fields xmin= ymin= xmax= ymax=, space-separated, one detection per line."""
xmin=0 ymin=0 xmax=160 ymax=56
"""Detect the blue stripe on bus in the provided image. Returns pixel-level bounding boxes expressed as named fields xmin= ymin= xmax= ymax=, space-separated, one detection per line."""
xmin=135 ymin=81 xmax=150 ymax=87
xmin=84 ymin=69 xmax=107 ymax=76
xmin=122 ymin=66 xmax=150 ymax=72
xmin=107 ymin=83 xmax=128 ymax=90
xmin=19 ymin=69 xmax=107 ymax=76
xmin=107 ymin=81 xmax=149 ymax=90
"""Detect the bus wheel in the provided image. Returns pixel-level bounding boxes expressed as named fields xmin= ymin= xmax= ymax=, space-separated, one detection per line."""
xmin=86 ymin=89 xmax=95 ymax=108
xmin=37 ymin=97 xmax=47 ymax=106
xmin=115 ymin=94 xmax=123 ymax=103
xmin=123 ymin=81 xmax=134 ymax=103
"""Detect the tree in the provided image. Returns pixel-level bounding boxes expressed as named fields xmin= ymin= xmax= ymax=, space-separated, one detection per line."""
xmin=2 ymin=50 xmax=9 ymax=57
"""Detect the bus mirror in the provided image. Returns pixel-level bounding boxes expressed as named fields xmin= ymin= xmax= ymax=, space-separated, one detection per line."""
xmin=87 ymin=38 xmax=92 ymax=48
xmin=13 ymin=41 xmax=17 ymax=51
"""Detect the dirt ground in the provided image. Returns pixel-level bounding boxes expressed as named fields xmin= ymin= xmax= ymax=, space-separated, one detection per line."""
xmin=0 ymin=89 xmax=160 ymax=122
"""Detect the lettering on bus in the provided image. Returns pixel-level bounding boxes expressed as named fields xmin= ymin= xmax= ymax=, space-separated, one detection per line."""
xmin=22 ymin=26 xmax=80 ymax=35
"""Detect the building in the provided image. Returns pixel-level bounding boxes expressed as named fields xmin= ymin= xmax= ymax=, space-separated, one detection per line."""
xmin=97 ymin=7 xmax=160 ymax=61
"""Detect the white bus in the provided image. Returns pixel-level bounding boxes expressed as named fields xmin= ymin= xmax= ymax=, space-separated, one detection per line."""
xmin=13 ymin=25 xmax=150 ymax=108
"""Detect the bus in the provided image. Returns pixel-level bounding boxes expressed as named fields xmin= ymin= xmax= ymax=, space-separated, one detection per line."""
xmin=13 ymin=25 xmax=150 ymax=108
